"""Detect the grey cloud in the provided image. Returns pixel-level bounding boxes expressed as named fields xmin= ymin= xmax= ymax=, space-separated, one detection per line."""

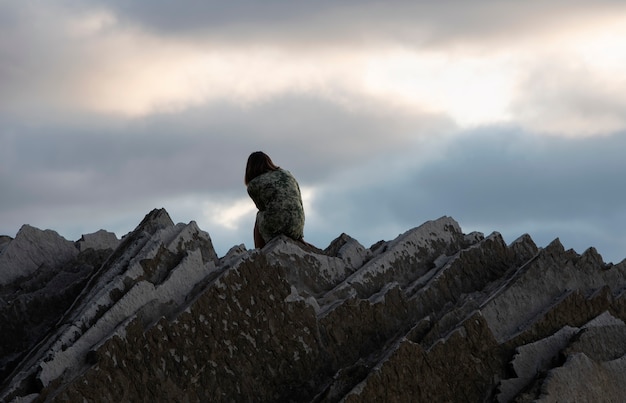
xmin=92 ymin=0 xmax=626 ymax=48
xmin=3 ymin=112 xmax=625 ymax=263
xmin=3 ymin=0 xmax=625 ymax=263
xmin=309 ymin=127 xmax=626 ymax=263
xmin=0 ymin=94 xmax=446 ymax=241
xmin=0 ymin=3 xmax=98 ymax=117
xmin=512 ymin=65 xmax=626 ymax=135
xmin=407 ymin=132 xmax=624 ymax=223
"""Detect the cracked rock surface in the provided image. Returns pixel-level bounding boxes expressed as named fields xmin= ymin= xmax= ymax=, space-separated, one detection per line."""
xmin=1 ymin=208 xmax=625 ymax=402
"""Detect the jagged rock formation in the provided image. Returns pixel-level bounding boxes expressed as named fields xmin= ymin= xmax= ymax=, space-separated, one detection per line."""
xmin=0 ymin=226 xmax=118 ymax=386
xmin=0 ymin=208 xmax=625 ymax=402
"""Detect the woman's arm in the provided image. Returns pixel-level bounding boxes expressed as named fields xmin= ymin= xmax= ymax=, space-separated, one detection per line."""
xmin=247 ymin=183 xmax=264 ymax=210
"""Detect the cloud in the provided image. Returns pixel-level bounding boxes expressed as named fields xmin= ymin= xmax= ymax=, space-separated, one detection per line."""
xmin=0 ymin=92 xmax=440 ymax=245
xmin=307 ymin=127 xmax=626 ymax=262
xmin=97 ymin=1 xmax=626 ymax=46
xmin=1 ymin=1 xmax=625 ymax=266
xmin=511 ymin=61 xmax=626 ymax=136
xmin=3 ymin=0 xmax=626 ymax=136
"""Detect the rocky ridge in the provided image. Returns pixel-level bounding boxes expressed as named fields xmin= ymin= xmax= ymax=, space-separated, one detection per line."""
xmin=0 ymin=208 xmax=625 ymax=402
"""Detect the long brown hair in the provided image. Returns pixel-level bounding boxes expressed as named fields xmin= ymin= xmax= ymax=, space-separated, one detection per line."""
xmin=245 ymin=151 xmax=280 ymax=185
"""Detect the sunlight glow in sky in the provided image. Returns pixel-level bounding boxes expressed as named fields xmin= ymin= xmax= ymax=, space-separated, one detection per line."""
xmin=49 ymin=9 xmax=626 ymax=137
xmin=363 ymin=49 xmax=516 ymax=126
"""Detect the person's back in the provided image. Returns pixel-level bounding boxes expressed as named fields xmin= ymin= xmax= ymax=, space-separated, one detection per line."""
xmin=247 ymin=168 xmax=304 ymax=243
xmin=245 ymin=152 xmax=305 ymax=248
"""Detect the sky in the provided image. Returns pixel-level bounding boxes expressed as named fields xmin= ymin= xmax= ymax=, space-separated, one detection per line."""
xmin=1 ymin=0 xmax=625 ymax=263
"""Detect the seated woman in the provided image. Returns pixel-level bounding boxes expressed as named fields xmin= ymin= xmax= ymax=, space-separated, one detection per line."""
xmin=245 ymin=151 xmax=305 ymax=248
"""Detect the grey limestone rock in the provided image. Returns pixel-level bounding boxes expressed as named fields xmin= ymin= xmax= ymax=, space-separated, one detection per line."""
xmin=1 ymin=209 xmax=625 ymax=402
xmin=0 ymin=225 xmax=79 ymax=286
xmin=0 ymin=235 xmax=12 ymax=254
xmin=76 ymin=230 xmax=119 ymax=252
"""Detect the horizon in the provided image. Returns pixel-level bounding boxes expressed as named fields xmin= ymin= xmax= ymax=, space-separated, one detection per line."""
xmin=3 ymin=207 xmax=622 ymax=266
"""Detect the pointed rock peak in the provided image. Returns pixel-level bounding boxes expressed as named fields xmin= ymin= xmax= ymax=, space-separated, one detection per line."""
xmin=464 ymin=231 xmax=484 ymax=245
xmin=134 ymin=208 xmax=174 ymax=235
xmin=510 ymin=233 xmax=539 ymax=257
xmin=435 ymin=215 xmax=461 ymax=228
xmin=76 ymin=230 xmax=120 ymax=252
xmin=8 ymin=225 xmax=74 ymax=260
xmin=579 ymin=247 xmax=605 ymax=267
xmin=544 ymin=238 xmax=565 ymax=254
xmin=391 ymin=215 xmax=463 ymax=250
xmin=16 ymin=224 xmax=63 ymax=240
xmin=485 ymin=231 xmax=504 ymax=241
xmin=512 ymin=233 xmax=536 ymax=247
xmin=0 ymin=224 xmax=79 ymax=286
xmin=325 ymin=233 xmax=358 ymax=256
xmin=107 ymin=209 xmax=175 ymax=264
xmin=15 ymin=223 xmax=37 ymax=235
xmin=422 ymin=216 xmax=462 ymax=235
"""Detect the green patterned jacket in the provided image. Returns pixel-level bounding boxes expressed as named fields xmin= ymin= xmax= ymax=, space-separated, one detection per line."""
xmin=247 ymin=168 xmax=305 ymax=243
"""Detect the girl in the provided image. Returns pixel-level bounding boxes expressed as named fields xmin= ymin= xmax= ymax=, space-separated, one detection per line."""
xmin=245 ymin=151 xmax=305 ymax=248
